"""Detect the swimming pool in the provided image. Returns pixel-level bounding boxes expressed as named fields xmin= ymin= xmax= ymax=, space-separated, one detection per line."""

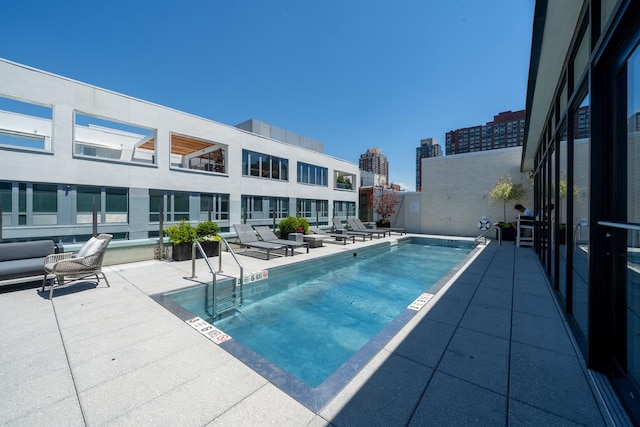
xmin=161 ymin=237 xmax=478 ymax=409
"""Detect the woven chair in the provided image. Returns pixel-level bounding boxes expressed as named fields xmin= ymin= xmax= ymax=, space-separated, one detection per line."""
xmin=42 ymin=234 xmax=112 ymax=299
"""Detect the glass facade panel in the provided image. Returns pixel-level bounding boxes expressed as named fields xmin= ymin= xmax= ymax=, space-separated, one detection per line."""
xmin=0 ymin=181 xmax=11 ymax=211
xmin=297 ymin=162 xmax=328 ymax=186
xmin=242 ymin=150 xmax=288 ymax=181
xmin=149 ymin=190 xmax=165 ymax=222
xmin=559 ymin=126 xmax=568 ymax=300
xmin=173 ymin=192 xmax=190 ymax=221
xmin=627 ymin=47 xmax=640 ymax=387
xmin=573 ymin=93 xmax=590 ymax=339
xmin=32 ymin=184 xmax=57 ymax=213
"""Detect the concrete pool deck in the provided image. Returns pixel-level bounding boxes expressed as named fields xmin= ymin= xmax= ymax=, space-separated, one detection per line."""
xmin=1 ymin=235 xmax=619 ymax=426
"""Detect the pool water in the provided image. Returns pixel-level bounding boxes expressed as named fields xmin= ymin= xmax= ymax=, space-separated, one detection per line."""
xmin=168 ymin=240 xmax=472 ymax=387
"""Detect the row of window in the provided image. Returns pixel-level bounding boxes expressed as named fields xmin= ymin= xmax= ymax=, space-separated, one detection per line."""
xmin=0 ymin=182 xmax=356 ymax=231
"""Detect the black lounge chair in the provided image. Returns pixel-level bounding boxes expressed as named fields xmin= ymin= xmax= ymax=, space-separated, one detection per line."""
xmin=309 ymin=226 xmax=355 ymax=245
xmin=353 ymin=218 xmax=406 ymax=235
xmin=254 ymin=226 xmax=309 ymax=255
xmin=347 ymin=218 xmax=388 ymax=238
xmin=233 ymin=224 xmax=288 ymax=260
xmin=332 ymin=218 xmax=370 ymax=241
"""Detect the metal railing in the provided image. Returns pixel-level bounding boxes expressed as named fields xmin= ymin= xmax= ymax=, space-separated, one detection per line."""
xmin=190 ymin=237 xmax=244 ymax=319
xmin=475 ymin=226 xmax=502 ymax=246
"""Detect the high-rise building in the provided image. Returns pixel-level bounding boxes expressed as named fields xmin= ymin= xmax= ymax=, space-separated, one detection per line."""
xmin=445 ymin=110 xmax=525 ymax=155
xmin=415 ymin=138 xmax=442 ymax=192
xmin=359 ymin=148 xmax=389 ymax=185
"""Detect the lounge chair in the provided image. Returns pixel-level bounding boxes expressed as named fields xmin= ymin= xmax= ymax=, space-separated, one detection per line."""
xmin=347 ymin=218 xmax=389 ymax=238
xmin=233 ymin=224 xmax=288 ymax=260
xmin=254 ymin=226 xmax=309 ymax=255
xmin=42 ymin=234 xmax=112 ymax=299
xmin=332 ymin=218 xmax=370 ymax=241
xmin=351 ymin=218 xmax=406 ymax=235
xmin=309 ymin=226 xmax=356 ymax=245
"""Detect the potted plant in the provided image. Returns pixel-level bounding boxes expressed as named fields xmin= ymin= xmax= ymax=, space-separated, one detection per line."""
xmin=277 ymin=216 xmax=310 ymax=240
xmin=164 ymin=219 xmax=197 ymax=261
xmin=489 ymin=175 xmax=526 ymax=241
xmin=196 ymin=220 xmax=221 ymax=257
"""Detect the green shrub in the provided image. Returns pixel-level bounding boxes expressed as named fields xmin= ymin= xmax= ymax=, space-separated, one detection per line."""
xmin=196 ymin=220 xmax=220 ymax=241
xmin=164 ymin=219 xmax=197 ymax=244
xmin=278 ymin=216 xmax=310 ymax=234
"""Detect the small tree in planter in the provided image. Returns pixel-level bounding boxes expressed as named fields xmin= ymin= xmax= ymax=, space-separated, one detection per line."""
xmin=489 ymin=175 xmax=526 ymax=241
xmin=196 ymin=220 xmax=221 ymax=257
xmin=373 ymin=188 xmax=401 ymax=227
xmin=164 ymin=219 xmax=197 ymax=261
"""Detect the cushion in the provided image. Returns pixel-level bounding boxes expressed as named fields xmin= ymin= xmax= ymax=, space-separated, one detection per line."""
xmin=0 ymin=240 xmax=55 ymax=262
xmin=76 ymin=237 xmax=101 ymax=258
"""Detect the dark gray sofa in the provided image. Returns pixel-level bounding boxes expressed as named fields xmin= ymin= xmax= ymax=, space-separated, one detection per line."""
xmin=0 ymin=240 xmax=56 ymax=283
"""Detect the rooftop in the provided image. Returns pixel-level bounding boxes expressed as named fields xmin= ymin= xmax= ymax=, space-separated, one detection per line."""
xmin=1 ymin=235 xmax=617 ymax=426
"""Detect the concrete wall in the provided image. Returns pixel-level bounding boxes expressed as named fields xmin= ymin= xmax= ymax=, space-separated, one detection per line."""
xmin=410 ymin=147 xmax=533 ymax=237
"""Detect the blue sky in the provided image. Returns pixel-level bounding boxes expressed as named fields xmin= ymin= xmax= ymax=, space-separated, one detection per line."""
xmin=1 ymin=0 xmax=534 ymax=191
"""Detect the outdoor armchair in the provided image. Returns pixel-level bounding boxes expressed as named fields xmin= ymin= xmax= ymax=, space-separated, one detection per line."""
xmin=42 ymin=234 xmax=112 ymax=299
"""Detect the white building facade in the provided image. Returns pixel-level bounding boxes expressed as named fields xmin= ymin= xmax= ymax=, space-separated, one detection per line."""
xmin=0 ymin=59 xmax=359 ymax=243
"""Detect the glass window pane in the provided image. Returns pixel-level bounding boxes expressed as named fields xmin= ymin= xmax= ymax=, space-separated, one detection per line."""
xmin=173 ymin=192 xmax=190 ymax=220
xmin=106 ymin=188 xmax=127 ymax=212
xmin=77 ymin=186 xmax=101 ymax=212
xmin=0 ymin=181 xmax=11 ymax=210
xmin=572 ymin=93 xmax=590 ymax=340
xmin=33 ymin=184 xmax=57 ymax=212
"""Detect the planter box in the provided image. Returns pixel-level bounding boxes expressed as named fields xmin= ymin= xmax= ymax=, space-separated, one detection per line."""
xmin=288 ymin=233 xmax=303 ymax=242
xmin=200 ymin=241 xmax=220 ymax=257
xmin=497 ymin=226 xmax=516 ymax=241
xmin=172 ymin=241 xmax=219 ymax=261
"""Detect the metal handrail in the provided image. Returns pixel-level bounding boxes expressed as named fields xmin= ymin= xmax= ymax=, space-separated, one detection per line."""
xmin=191 ymin=238 xmax=245 ymax=319
xmin=475 ymin=226 xmax=502 ymax=246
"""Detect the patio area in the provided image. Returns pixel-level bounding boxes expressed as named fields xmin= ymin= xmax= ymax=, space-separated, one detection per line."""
xmin=0 ymin=235 xmax=618 ymax=426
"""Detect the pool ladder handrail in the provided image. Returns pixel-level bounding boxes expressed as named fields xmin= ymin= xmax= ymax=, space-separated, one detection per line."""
xmin=475 ymin=226 xmax=502 ymax=246
xmin=191 ymin=238 xmax=245 ymax=318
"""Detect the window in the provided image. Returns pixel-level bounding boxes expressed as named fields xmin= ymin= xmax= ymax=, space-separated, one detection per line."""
xmin=0 ymin=96 xmax=52 ymax=151
xmin=297 ymin=198 xmax=328 ymax=223
xmin=297 ymin=162 xmax=328 ymax=186
xmin=200 ymin=193 xmax=230 ymax=222
xmin=333 ymin=201 xmax=356 ymax=218
xmin=74 ymin=112 xmax=156 ymax=164
xmin=77 ymin=186 xmax=102 ymax=224
xmin=32 ymin=184 xmax=57 ymax=225
xmin=335 ymin=171 xmax=356 ymax=190
xmin=149 ymin=190 xmax=191 ymax=222
xmin=77 ymin=186 xmax=128 ymax=224
xmin=0 ymin=181 xmax=11 ymax=226
xmin=242 ymin=150 xmax=288 ymax=181
xmin=241 ymin=195 xmax=265 ymax=219
xmin=269 ymin=197 xmax=289 ymax=219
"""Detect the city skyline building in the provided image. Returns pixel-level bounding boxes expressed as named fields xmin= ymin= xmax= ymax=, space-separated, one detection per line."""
xmin=358 ymin=148 xmax=389 ymax=186
xmin=445 ymin=110 xmax=525 ymax=155
xmin=415 ymin=138 xmax=442 ymax=192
